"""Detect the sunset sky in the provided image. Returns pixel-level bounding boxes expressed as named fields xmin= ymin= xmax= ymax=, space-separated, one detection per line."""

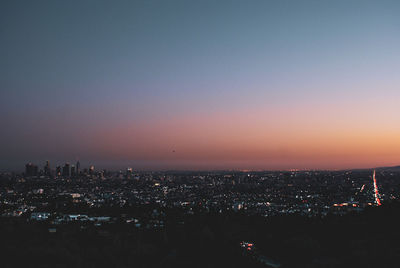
xmin=1 ymin=0 xmax=400 ymax=171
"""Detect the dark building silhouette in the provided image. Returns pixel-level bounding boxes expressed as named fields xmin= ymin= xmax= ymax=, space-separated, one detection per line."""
xmin=56 ymin=166 xmax=61 ymax=176
xmin=71 ymin=165 xmax=76 ymax=176
xmin=44 ymin=160 xmax=50 ymax=176
xmin=62 ymin=163 xmax=70 ymax=177
xmin=25 ymin=163 xmax=38 ymax=177
xmin=76 ymin=161 xmax=81 ymax=174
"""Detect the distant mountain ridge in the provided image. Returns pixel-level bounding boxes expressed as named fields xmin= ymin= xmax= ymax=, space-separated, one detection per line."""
xmin=376 ymin=165 xmax=400 ymax=171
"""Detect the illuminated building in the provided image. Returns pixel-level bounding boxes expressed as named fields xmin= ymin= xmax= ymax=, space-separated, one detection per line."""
xmin=89 ymin=165 xmax=95 ymax=175
xmin=126 ymin=167 xmax=133 ymax=178
xmin=56 ymin=166 xmax=61 ymax=176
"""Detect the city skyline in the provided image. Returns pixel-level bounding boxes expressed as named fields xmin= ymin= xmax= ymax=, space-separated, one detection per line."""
xmin=1 ymin=0 xmax=400 ymax=171
xmin=11 ymin=159 xmax=400 ymax=174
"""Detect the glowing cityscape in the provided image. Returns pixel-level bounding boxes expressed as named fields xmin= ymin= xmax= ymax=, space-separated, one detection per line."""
xmin=1 ymin=1 xmax=400 ymax=267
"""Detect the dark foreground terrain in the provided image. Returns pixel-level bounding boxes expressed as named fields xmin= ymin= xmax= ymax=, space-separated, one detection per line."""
xmin=1 ymin=202 xmax=400 ymax=268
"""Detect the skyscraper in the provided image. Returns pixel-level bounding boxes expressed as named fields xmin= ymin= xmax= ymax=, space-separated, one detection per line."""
xmin=89 ymin=165 xmax=95 ymax=175
xmin=25 ymin=163 xmax=38 ymax=177
xmin=44 ymin=160 xmax=50 ymax=176
xmin=56 ymin=166 xmax=61 ymax=177
xmin=62 ymin=163 xmax=70 ymax=177
xmin=76 ymin=161 xmax=80 ymax=175
xmin=71 ymin=165 xmax=76 ymax=176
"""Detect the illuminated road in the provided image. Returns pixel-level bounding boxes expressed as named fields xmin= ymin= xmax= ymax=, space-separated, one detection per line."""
xmin=372 ymin=170 xmax=382 ymax=206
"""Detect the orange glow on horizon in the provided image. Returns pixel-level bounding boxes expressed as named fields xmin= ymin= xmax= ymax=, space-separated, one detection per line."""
xmin=86 ymin=97 xmax=400 ymax=170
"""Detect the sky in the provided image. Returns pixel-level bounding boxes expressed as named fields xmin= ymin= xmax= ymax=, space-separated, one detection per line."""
xmin=1 ymin=0 xmax=400 ymax=171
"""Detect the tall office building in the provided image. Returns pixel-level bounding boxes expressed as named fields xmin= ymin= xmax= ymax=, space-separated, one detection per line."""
xmin=76 ymin=161 xmax=81 ymax=175
xmin=25 ymin=163 xmax=31 ymax=176
xmin=62 ymin=163 xmax=70 ymax=177
xmin=71 ymin=165 xmax=76 ymax=176
xmin=44 ymin=160 xmax=50 ymax=176
xmin=89 ymin=165 xmax=95 ymax=175
xmin=56 ymin=166 xmax=61 ymax=176
xmin=25 ymin=163 xmax=38 ymax=177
